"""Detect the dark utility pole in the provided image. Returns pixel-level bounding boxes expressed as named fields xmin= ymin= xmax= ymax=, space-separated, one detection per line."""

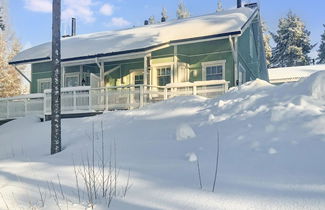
xmin=51 ymin=0 xmax=62 ymax=155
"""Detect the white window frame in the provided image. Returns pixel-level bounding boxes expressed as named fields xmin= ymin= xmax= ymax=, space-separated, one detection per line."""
xmin=201 ymin=60 xmax=226 ymax=81
xmin=152 ymin=62 xmax=174 ymax=86
xmin=64 ymin=72 xmax=80 ymax=87
xmin=37 ymin=78 xmax=51 ymax=93
xmin=130 ymin=69 xmax=144 ymax=85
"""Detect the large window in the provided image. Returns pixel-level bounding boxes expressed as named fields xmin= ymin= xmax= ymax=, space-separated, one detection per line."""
xmin=202 ymin=60 xmax=226 ymax=81
xmin=37 ymin=78 xmax=51 ymax=93
xmin=157 ymin=66 xmax=171 ymax=86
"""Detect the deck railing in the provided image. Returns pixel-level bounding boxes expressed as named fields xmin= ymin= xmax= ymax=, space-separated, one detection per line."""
xmin=0 ymin=80 xmax=229 ymax=120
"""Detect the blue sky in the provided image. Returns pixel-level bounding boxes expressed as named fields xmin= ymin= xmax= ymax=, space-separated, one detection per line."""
xmin=8 ymin=0 xmax=325 ymax=58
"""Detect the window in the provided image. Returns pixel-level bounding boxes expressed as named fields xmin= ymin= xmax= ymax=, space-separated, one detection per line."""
xmin=157 ymin=66 xmax=171 ymax=86
xmin=65 ymin=73 xmax=80 ymax=87
xmin=134 ymin=74 xmax=144 ymax=85
xmin=37 ymin=78 xmax=51 ymax=93
xmin=206 ymin=66 xmax=223 ymax=80
xmin=202 ymin=60 xmax=226 ymax=81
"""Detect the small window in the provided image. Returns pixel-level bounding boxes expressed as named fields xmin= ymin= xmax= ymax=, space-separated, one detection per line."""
xmin=65 ymin=73 xmax=80 ymax=87
xmin=206 ymin=65 xmax=223 ymax=80
xmin=157 ymin=66 xmax=171 ymax=86
xmin=202 ymin=60 xmax=225 ymax=81
xmin=38 ymin=79 xmax=51 ymax=93
xmin=134 ymin=74 xmax=144 ymax=85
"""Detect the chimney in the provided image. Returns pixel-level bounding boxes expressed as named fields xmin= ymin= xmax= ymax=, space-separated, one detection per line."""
xmin=237 ymin=0 xmax=241 ymax=8
xmin=161 ymin=17 xmax=166 ymax=23
xmin=71 ymin=18 xmax=76 ymax=36
xmin=144 ymin=20 xmax=149 ymax=25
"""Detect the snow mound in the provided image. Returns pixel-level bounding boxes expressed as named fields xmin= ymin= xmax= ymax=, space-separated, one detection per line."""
xmin=1 ymin=73 xmax=325 ymax=209
xmin=176 ymin=123 xmax=196 ymax=141
xmin=228 ymin=79 xmax=273 ymax=93
xmin=297 ymin=71 xmax=325 ymax=100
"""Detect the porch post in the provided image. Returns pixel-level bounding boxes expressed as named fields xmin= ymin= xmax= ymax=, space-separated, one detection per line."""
xmin=173 ymin=45 xmax=178 ymax=83
xmin=100 ymin=61 xmax=105 ymax=87
xmin=79 ymin=65 xmax=83 ymax=85
xmin=144 ymin=56 xmax=148 ymax=85
xmin=62 ymin=66 xmax=65 ymax=87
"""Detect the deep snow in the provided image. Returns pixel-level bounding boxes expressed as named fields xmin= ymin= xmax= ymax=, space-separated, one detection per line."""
xmin=0 ymin=72 xmax=325 ymax=209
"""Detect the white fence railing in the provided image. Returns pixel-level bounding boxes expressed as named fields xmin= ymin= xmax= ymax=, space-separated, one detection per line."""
xmin=0 ymin=80 xmax=229 ymax=120
xmin=0 ymin=94 xmax=44 ymax=120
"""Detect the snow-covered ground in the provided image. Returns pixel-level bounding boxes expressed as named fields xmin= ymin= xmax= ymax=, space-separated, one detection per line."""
xmin=1 ymin=72 xmax=325 ymax=209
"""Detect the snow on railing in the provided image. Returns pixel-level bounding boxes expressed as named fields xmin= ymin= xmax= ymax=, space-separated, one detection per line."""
xmin=0 ymin=80 xmax=229 ymax=120
xmin=0 ymin=94 xmax=44 ymax=120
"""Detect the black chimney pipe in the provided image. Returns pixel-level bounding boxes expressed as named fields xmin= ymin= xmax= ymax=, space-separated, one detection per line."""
xmin=237 ymin=0 xmax=242 ymax=8
xmin=71 ymin=18 xmax=76 ymax=36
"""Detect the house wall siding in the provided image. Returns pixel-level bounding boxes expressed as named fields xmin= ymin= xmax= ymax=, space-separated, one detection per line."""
xmin=31 ymin=39 xmax=236 ymax=92
xmin=104 ymin=58 xmax=144 ymax=86
xmin=151 ymin=39 xmax=235 ymax=86
xmin=31 ymin=62 xmax=52 ymax=93
xmin=237 ymin=17 xmax=268 ymax=82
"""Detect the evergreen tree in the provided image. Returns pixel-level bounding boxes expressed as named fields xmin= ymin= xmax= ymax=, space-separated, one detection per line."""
xmin=0 ymin=8 xmax=4 ymax=31
xmin=161 ymin=7 xmax=168 ymax=21
xmin=216 ymin=0 xmax=223 ymax=12
xmin=317 ymin=25 xmax=325 ymax=64
xmin=176 ymin=0 xmax=190 ymax=19
xmin=271 ymin=11 xmax=315 ymax=67
xmin=262 ymin=21 xmax=272 ymax=67
xmin=148 ymin=16 xmax=155 ymax=25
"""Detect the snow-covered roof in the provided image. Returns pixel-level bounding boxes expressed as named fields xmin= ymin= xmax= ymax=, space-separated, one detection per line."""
xmin=268 ymin=65 xmax=325 ymax=84
xmin=10 ymin=7 xmax=257 ymax=65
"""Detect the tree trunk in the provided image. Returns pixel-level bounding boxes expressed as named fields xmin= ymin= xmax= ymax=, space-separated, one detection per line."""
xmin=51 ymin=0 xmax=61 ymax=155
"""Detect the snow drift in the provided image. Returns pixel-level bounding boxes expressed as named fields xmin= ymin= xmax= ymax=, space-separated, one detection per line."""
xmin=0 ymin=72 xmax=325 ymax=209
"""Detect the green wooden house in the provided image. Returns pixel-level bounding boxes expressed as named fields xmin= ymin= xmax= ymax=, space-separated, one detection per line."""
xmin=10 ymin=4 xmax=268 ymax=94
xmin=1 ymin=3 xmax=269 ymax=120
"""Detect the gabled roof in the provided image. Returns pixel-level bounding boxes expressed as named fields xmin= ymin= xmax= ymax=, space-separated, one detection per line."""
xmin=268 ymin=65 xmax=325 ymax=83
xmin=10 ymin=7 xmax=257 ymax=65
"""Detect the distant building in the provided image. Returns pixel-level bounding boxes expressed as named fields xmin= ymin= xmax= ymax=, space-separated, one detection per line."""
xmin=268 ymin=65 xmax=325 ymax=85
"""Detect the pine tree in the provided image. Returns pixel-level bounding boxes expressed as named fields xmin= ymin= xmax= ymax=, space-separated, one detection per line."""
xmin=271 ymin=11 xmax=315 ymax=67
xmin=161 ymin=7 xmax=168 ymax=21
xmin=148 ymin=16 xmax=155 ymax=25
xmin=176 ymin=0 xmax=190 ymax=19
xmin=262 ymin=21 xmax=272 ymax=67
xmin=317 ymin=25 xmax=325 ymax=64
xmin=0 ymin=8 xmax=4 ymax=31
xmin=216 ymin=0 xmax=223 ymax=12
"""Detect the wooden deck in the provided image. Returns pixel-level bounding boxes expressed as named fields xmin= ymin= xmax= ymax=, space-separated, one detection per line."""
xmin=0 ymin=80 xmax=229 ymax=121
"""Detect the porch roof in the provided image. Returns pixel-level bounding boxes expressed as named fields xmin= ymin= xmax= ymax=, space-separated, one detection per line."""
xmin=10 ymin=7 xmax=256 ymax=65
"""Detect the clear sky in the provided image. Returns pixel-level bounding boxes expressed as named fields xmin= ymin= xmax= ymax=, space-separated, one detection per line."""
xmin=7 ymin=0 xmax=325 ymax=58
